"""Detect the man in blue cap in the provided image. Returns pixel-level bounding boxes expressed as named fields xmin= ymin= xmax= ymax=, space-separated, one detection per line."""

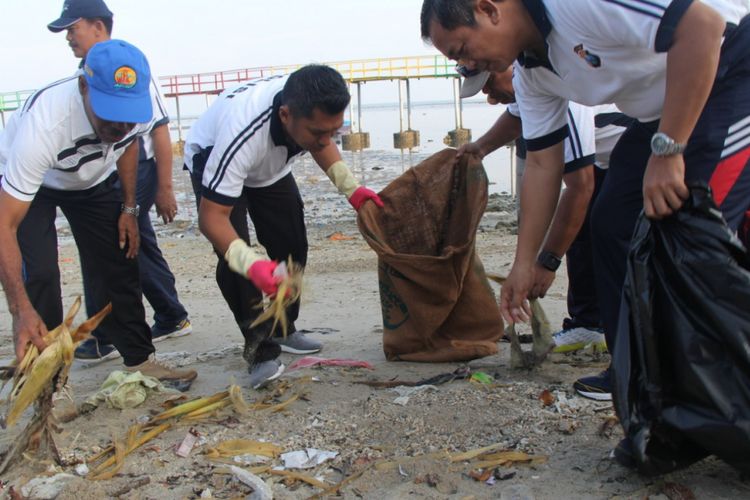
xmin=47 ymin=0 xmax=193 ymax=363
xmin=0 ymin=40 xmax=197 ymax=387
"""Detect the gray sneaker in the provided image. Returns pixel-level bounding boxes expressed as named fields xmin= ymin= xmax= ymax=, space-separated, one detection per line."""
xmin=248 ymin=360 xmax=285 ymax=389
xmin=274 ymin=332 xmax=322 ymax=354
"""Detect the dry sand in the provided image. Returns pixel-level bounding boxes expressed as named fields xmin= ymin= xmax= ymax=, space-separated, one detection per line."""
xmin=0 ymin=157 xmax=748 ymax=499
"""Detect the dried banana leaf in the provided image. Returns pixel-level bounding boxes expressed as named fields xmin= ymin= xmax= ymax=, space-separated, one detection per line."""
xmin=249 ymin=257 xmax=303 ymax=338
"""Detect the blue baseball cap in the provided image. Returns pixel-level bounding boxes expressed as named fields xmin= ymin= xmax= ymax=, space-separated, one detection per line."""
xmin=83 ymin=40 xmax=153 ymax=123
xmin=48 ymin=0 xmax=113 ymax=32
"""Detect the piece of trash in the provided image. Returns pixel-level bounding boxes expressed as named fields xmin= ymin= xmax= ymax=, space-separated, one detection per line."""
xmin=470 ymin=372 xmax=494 ymax=385
xmin=200 ymin=488 xmax=213 ymax=498
xmin=358 ymin=366 xmax=471 ymax=388
xmin=229 ymin=465 xmax=272 ymax=500
xmin=20 ymin=473 xmax=76 ymax=499
xmin=538 ymin=390 xmax=555 ymax=407
xmin=175 ymin=428 xmax=200 ymax=458
xmin=287 ymin=356 xmax=374 ymax=371
xmin=82 ymin=370 xmax=174 ymax=411
xmin=391 ymin=385 xmax=438 ymax=406
xmin=327 ymin=232 xmax=355 ymax=241
xmin=468 ymin=468 xmax=493 ymax=482
xmin=398 ymin=465 xmax=408 ymax=477
xmin=74 ymin=463 xmax=89 ymax=476
xmin=281 ymin=448 xmax=338 ymax=469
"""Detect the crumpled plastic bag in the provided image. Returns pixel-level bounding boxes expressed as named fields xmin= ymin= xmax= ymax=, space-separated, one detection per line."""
xmin=82 ymin=370 xmax=173 ymax=410
xmin=613 ymin=184 xmax=750 ymax=475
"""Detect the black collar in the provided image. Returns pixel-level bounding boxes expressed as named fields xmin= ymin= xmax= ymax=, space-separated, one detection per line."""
xmin=517 ymin=0 xmax=554 ymax=71
xmin=270 ymin=91 xmax=304 ymax=160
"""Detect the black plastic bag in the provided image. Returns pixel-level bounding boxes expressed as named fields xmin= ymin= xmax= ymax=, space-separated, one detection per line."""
xmin=612 ymin=185 xmax=750 ymax=475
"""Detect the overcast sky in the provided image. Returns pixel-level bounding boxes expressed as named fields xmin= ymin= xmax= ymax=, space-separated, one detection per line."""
xmin=1 ymin=0 xmax=439 ymax=92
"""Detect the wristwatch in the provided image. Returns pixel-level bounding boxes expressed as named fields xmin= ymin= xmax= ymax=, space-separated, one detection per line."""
xmin=120 ymin=203 xmax=140 ymax=216
xmin=650 ymin=132 xmax=687 ymax=157
xmin=537 ymin=250 xmax=562 ymax=272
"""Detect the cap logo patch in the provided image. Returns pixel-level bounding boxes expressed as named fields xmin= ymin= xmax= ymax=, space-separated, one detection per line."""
xmin=83 ymin=64 xmax=94 ymax=78
xmin=114 ymin=66 xmax=137 ymax=88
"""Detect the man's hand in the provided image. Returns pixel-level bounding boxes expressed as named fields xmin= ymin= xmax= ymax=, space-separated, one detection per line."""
xmin=118 ymin=212 xmax=140 ymax=258
xmin=247 ymin=260 xmax=281 ymax=295
xmin=529 ymin=263 xmax=555 ymax=300
xmin=456 ymin=141 xmax=485 ymax=160
xmin=155 ymin=185 xmax=178 ymax=223
xmin=13 ymin=306 xmax=48 ymax=362
xmin=499 ymin=262 xmax=534 ymax=325
xmin=643 ymin=154 xmax=689 ymax=219
xmin=349 ymin=186 xmax=384 ymax=212
xmin=225 ymin=239 xmax=281 ymax=295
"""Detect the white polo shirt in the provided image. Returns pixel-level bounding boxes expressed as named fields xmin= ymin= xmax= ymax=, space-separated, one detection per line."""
xmin=0 ymin=75 xmax=153 ymax=202
xmin=514 ymin=0 xmax=749 ymax=151
xmin=509 ymin=101 xmax=628 ymax=171
xmin=185 ymin=75 xmax=308 ymax=206
xmin=139 ymin=78 xmax=170 ymax=161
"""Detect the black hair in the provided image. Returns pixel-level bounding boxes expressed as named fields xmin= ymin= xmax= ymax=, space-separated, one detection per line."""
xmin=282 ymin=64 xmax=350 ymax=119
xmin=83 ymin=16 xmax=113 ymax=35
xmin=420 ymin=0 xmax=477 ymax=41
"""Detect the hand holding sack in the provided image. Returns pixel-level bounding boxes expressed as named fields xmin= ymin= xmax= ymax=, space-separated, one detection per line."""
xmin=325 ymin=160 xmax=383 ymax=211
xmin=224 ymin=239 xmax=280 ymax=295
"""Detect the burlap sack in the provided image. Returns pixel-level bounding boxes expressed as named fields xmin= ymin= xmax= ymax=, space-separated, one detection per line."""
xmin=357 ymin=149 xmax=503 ymax=362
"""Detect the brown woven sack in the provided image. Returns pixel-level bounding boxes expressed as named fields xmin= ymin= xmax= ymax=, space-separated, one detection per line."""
xmin=357 ymin=149 xmax=503 ymax=362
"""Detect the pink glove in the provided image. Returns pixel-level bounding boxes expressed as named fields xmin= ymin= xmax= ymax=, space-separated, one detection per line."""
xmin=247 ymin=260 xmax=280 ymax=295
xmin=349 ymin=186 xmax=384 ymax=211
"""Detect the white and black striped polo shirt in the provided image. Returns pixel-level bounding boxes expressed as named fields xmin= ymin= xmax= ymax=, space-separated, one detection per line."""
xmin=0 ymin=75 xmax=153 ymax=202
xmin=185 ymin=75 xmax=308 ymax=206
xmin=513 ymin=0 xmax=749 ymax=152
xmin=509 ymin=101 xmax=629 ymax=172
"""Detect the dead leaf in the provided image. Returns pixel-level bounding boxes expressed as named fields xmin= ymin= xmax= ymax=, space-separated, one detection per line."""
xmin=538 ymin=389 xmax=555 ymax=406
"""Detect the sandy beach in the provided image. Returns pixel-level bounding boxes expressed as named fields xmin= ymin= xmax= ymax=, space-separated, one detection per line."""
xmin=0 ymin=155 xmax=748 ymax=499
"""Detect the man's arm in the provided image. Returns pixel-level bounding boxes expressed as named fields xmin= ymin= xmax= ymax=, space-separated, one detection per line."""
xmin=643 ymin=2 xmax=724 ymax=218
xmin=198 ymin=197 xmax=281 ymax=295
xmin=457 ymin=110 xmax=522 ymax=159
xmin=312 ymin=142 xmax=383 ymax=211
xmin=500 ymin=142 xmax=565 ymax=324
xmin=151 ymin=124 xmax=178 ymax=223
xmin=529 ymin=165 xmax=595 ymax=299
xmin=0 ymin=190 xmax=48 ymax=360
xmin=116 ymin=141 xmax=140 ymax=258
xmin=198 ymin=197 xmax=239 ymax=255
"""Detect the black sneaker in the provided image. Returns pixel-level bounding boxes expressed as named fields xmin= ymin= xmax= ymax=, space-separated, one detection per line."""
xmin=612 ymin=438 xmax=636 ymax=469
xmin=151 ymin=318 xmax=192 ymax=343
xmin=74 ymin=337 xmax=121 ymax=364
xmin=573 ymin=368 xmax=612 ymax=401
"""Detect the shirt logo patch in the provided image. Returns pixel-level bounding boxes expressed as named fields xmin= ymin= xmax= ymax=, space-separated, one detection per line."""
xmin=574 ymin=44 xmax=601 ymax=68
xmin=114 ymin=66 xmax=137 ymax=88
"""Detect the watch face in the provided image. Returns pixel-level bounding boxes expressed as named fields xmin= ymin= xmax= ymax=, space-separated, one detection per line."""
xmin=652 ymin=134 xmax=669 ymax=154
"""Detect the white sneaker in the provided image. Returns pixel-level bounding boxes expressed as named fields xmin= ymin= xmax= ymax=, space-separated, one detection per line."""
xmin=552 ymin=327 xmax=607 ymax=353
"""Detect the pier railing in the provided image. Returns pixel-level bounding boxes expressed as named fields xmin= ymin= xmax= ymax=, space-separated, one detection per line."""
xmin=159 ymin=55 xmax=455 ymax=97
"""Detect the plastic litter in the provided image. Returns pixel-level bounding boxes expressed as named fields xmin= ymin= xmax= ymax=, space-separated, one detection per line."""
xmin=281 ymin=448 xmax=338 ymax=469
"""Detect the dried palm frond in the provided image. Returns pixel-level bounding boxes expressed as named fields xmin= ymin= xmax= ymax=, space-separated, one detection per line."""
xmin=249 ymin=257 xmax=303 ymax=338
xmin=0 ymin=299 xmax=110 ymax=474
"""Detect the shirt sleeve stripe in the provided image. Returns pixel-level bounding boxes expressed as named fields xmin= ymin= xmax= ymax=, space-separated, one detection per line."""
xmin=564 ymin=154 xmax=596 ymax=174
xmin=200 ymin=187 xmax=240 ymax=206
xmin=600 ymin=0 xmax=664 ymax=19
xmin=566 ymin=109 xmax=584 ymax=159
xmin=526 ymin=125 xmax=570 ymax=152
xmin=208 ymin=107 xmax=273 ymax=192
xmin=655 ymin=0 xmax=694 ymax=52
